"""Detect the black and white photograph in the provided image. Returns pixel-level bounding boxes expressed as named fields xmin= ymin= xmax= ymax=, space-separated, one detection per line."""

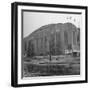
xmin=22 ymin=10 xmax=81 ymax=78
xmin=11 ymin=2 xmax=88 ymax=87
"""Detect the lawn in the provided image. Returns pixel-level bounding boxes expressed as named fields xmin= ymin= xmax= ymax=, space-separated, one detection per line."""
xmin=23 ymin=55 xmax=80 ymax=77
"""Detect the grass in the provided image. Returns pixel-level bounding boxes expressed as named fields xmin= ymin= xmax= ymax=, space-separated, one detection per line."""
xmin=23 ymin=55 xmax=80 ymax=77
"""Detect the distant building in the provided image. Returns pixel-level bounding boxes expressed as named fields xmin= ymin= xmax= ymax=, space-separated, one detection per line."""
xmin=23 ymin=22 xmax=80 ymax=57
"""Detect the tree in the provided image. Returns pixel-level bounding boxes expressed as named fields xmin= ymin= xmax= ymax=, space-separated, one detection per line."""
xmin=23 ymin=41 xmax=27 ymax=57
xmin=27 ymin=40 xmax=34 ymax=57
xmin=67 ymin=44 xmax=72 ymax=55
xmin=49 ymin=41 xmax=52 ymax=61
xmin=24 ymin=41 xmax=27 ymax=52
xmin=64 ymin=31 xmax=68 ymax=49
xmin=68 ymin=44 xmax=72 ymax=50
xmin=50 ymin=33 xmax=55 ymax=55
xmin=48 ymin=33 xmax=55 ymax=61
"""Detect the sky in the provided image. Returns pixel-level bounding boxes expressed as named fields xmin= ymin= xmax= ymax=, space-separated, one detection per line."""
xmin=23 ymin=11 xmax=82 ymax=37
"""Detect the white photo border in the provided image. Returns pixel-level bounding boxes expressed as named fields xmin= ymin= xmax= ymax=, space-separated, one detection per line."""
xmin=18 ymin=5 xmax=85 ymax=84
